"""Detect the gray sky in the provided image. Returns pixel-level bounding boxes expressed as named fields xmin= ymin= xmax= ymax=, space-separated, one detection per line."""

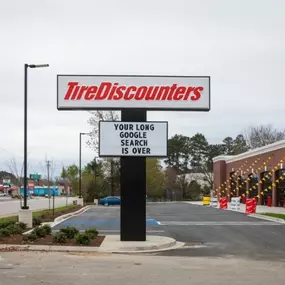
xmin=1 ymin=0 xmax=284 ymax=177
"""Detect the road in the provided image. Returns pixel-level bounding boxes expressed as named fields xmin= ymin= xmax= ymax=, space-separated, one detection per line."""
xmin=0 ymin=251 xmax=284 ymax=285
xmin=54 ymin=203 xmax=285 ymax=261
xmin=0 ymin=197 xmax=77 ymax=217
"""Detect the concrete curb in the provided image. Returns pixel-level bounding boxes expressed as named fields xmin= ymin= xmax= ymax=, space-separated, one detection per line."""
xmin=52 ymin=205 xmax=92 ymax=227
xmin=249 ymin=213 xmax=285 ymax=224
xmin=0 ymin=236 xmax=184 ymax=254
xmin=100 ymin=238 xmax=177 ymax=253
xmin=23 ymin=205 xmax=93 ymax=235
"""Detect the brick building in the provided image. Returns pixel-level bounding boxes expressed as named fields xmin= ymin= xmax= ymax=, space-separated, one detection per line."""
xmin=213 ymin=140 xmax=285 ymax=207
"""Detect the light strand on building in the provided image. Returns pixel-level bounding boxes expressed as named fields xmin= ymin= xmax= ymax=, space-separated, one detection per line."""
xmin=215 ymin=157 xmax=262 ymax=194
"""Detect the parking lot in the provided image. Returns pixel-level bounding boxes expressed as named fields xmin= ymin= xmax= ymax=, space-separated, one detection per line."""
xmin=53 ymin=202 xmax=285 ymax=261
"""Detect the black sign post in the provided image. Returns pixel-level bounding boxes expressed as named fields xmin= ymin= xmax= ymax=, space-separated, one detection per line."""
xmin=120 ymin=109 xmax=147 ymax=241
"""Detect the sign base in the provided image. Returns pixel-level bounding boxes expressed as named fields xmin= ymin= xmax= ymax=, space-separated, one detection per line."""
xmin=120 ymin=109 xmax=146 ymax=241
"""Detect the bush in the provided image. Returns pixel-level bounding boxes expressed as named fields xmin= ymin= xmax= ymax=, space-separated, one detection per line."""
xmin=60 ymin=227 xmax=79 ymax=239
xmin=17 ymin=222 xmax=27 ymax=230
xmin=42 ymin=224 xmax=52 ymax=235
xmin=32 ymin=227 xmax=47 ymax=238
xmin=6 ymin=224 xmax=23 ymax=235
xmin=0 ymin=220 xmax=16 ymax=229
xmin=33 ymin=217 xmax=42 ymax=227
xmin=75 ymin=233 xmax=91 ymax=245
xmin=0 ymin=228 xmax=11 ymax=237
xmin=53 ymin=232 xmax=67 ymax=244
xmin=22 ymin=233 xmax=38 ymax=243
xmin=85 ymin=228 xmax=98 ymax=239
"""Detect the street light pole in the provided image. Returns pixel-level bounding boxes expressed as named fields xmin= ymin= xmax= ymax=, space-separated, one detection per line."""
xmin=22 ymin=63 xmax=49 ymax=210
xmin=79 ymin=132 xmax=91 ymax=198
xmin=79 ymin=133 xmax=82 ymax=198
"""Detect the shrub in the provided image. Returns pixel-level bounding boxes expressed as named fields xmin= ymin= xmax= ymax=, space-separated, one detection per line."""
xmin=75 ymin=233 xmax=91 ymax=245
xmin=0 ymin=220 xmax=16 ymax=229
xmin=6 ymin=224 xmax=23 ymax=235
xmin=33 ymin=227 xmax=47 ymax=238
xmin=60 ymin=227 xmax=79 ymax=239
xmin=85 ymin=228 xmax=98 ymax=239
xmin=22 ymin=233 xmax=38 ymax=243
xmin=42 ymin=224 xmax=52 ymax=235
xmin=33 ymin=217 xmax=42 ymax=227
xmin=17 ymin=222 xmax=27 ymax=230
xmin=53 ymin=232 xmax=67 ymax=244
xmin=0 ymin=228 xmax=11 ymax=237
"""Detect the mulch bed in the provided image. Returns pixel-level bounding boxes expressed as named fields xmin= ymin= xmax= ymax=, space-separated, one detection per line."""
xmin=0 ymin=234 xmax=105 ymax=247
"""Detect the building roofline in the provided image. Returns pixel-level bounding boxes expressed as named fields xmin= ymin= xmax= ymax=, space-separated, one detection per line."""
xmin=213 ymin=139 xmax=285 ymax=164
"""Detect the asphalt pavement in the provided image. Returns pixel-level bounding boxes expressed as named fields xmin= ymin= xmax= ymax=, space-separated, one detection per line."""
xmin=0 ymin=197 xmax=77 ymax=217
xmin=53 ymin=203 xmax=285 ymax=261
xmin=2 ymin=251 xmax=285 ymax=285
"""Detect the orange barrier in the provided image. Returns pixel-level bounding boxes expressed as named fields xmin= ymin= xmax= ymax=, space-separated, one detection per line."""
xmin=245 ymin=198 xmax=257 ymax=214
xmin=219 ymin=197 xmax=228 ymax=209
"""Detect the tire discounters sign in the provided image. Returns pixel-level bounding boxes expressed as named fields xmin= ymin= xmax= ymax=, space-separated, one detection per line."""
xmin=99 ymin=121 xmax=168 ymax=157
xmin=57 ymin=75 xmax=210 ymax=111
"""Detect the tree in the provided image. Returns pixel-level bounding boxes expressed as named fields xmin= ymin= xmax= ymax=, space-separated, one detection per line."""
xmin=146 ymin=158 xmax=166 ymax=198
xmin=232 ymin=134 xmax=250 ymax=154
xmin=6 ymin=156 xmax=24 ymax=186
xmin=222 ymin=135 xmax=249 ymax=155
xmin=176 ymin=175 xmax=202 ymax=200
xmin=83 ymin=158 xmax=108 ymax=200
xmin=189 ymin=133 xmax=209 ymax=170
xmin=61 ymin=164 xmax=79 ymax=195
xmin=243 ymin=124 xmax=285 ymax=149
xmin=164 ymin=134 xmax=191 ymax=174
xmin=0 ymin=171 xmax=18 ymax=186
xmin=87 ymin=111 xmax=120 ymax=195
xmin=102 ymin=158 xmax=120 ymax=196
xmin=87 ymin=111 xmax=120 ymax=151
xmin=223 ymin=137 xmax=234 ymax=155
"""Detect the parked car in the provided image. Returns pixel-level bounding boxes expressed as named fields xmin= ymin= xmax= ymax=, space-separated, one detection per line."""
xmin=99 ymin=196 xmax=120 ymax=206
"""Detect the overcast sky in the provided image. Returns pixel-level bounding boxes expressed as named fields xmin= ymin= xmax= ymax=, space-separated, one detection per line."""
xmin=0 ymin=0 xmax=284 ymax=178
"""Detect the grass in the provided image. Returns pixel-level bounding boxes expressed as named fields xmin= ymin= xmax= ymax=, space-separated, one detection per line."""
xmin=261 ymin=213 xmax=285 ymax=220
xmin=0 ymin=204 xmax=79 ymax=225
xmin=32 ymin=204 xmax=78 ymax=218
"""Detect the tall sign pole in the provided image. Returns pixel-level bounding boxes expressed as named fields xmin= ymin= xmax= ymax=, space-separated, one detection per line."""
xmin=120 ymin=109 xmax=147 ymax=240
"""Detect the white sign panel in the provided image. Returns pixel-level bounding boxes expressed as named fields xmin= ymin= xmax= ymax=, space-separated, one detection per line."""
xmin=57 ymin=75 xmax=210 ymax=111
xmin=99 ymin=121 xmax=168 ymax=157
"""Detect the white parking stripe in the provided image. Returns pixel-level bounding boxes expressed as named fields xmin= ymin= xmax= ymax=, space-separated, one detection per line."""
xmin=160 ymin=221 xmax=281 ymax=226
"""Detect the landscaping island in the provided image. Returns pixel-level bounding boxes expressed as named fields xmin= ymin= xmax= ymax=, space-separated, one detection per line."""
xmin=0 ymin=205 xmax=104 ymax=251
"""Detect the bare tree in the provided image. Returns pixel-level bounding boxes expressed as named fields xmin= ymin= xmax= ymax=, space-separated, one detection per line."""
xmin=87 ymin=111 xmax=120 ymax=196
xmin=243 ymin=124 xmax=285 ymax=149
xmin=87 ymin=111 xmax=120 ymax=151
xmin=6 ymin=156 xmax=24 ymax=186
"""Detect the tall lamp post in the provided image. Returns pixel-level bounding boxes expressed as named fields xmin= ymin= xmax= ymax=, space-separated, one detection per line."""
xmin=23 ymin=63 xmax=49 ymax=210
xmin=79 ymin=132 xmax=91 ymax=199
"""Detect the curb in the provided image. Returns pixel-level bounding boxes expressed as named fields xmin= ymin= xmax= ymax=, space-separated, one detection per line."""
xmin=0 ymin=237 xmax=184 ymax=254
xmin=23 ymin=205 xmax=93 ymax=235
xmin=109 ymin=241 xmax=185 ymax=254
xmin=248 ymin=213 xmax=285 ymax=224
xmin=101 ymin=238 xmax=177 ymax=253
xmin=52 ymin=205 xmax=92 ymax=227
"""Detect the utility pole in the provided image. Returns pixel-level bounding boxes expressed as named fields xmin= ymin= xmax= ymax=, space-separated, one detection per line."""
xmin=46 ymin=160 xmax=51 ymax=210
